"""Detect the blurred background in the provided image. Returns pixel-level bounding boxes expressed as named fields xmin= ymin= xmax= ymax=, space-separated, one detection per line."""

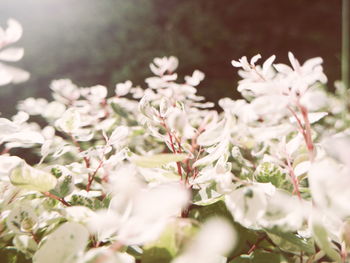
xmin=0 ymin=0 xmax=342 ymax=116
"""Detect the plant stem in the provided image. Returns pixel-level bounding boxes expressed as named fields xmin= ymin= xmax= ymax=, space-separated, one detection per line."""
xmin=160 ymin=119 xmax=183 ymax=178
xmin=285 ymin=155 xmax=301 ymax=200
xmin=43 ymin=191 xmax=71 ymax=206
xmin=70 ymin=134 xmax=90 ymax=168
xmin=30 ymin=231 xmax=40 ymax=244
xmin=298 ymin=104 xmax=315 ymax=161
xmin=288 ymin=104 xmax=315 ymax=162
xmin=86 ymin=160 xmax=104 ymax=192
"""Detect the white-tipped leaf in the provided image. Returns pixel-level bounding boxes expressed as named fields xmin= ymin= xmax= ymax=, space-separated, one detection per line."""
xmin=131 ymin=153 xmax=188 ymax=168
xmin=33 ymin=222 xmax=89 ymax=263
xmin=9 ymin=162 xmax=57 ymax=192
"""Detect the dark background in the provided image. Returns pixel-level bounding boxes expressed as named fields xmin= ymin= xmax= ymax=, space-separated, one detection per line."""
xmin=0 ymin=0 xmax=342 ymax=116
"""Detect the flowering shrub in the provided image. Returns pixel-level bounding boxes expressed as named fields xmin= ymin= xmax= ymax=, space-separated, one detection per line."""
xmin=1 ymin=19 xmax=350 ymax=263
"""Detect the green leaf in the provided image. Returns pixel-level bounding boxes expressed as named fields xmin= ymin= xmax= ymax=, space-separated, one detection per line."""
xmin=254 ymin=162 xmax=289 ymax=189
xmin=188 ymin=200 xmax=257 ymax=258
xmin=192 ymin=183 xmax=223 ymax=206
xmin=70 ymin=195 xmax=107 ymax=210
xmin=50 ymin=167 xmax=63 ymax=179
xmin=188 ymin=200 xmax=233 ymax=223
xmin=50 ymin=175 xmax=74 ymax=198
xmin=266 ymin=228 xmax=315 ymax=255
xmin=230 ymin=251 xmax=284 ymax=263
xmin=13 ymin=235 xmax=38 ymax=257
xmin=9 ymin=163 xmax=57 ymax=192
xmin=312 ymin=223 xmax=341 ymax=262
xmin=0 ymin=248 xmax=31 ymax=263
xmin=6 ymin=205 xmax=38 ymax=234
xmin=33 ymin=222 xmax=89 ymax=263
xmin=131 ymin=153 xmax=188 ymax=168
xmin=142 ymin=219 xmax=197 ymax=263
xmin=111 ymin=103 xmax=129 ymax=118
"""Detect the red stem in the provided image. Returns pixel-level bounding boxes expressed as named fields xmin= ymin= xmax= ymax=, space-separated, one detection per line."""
xmin=285 ymin=156 xmax=301 ymax=200
xmin=86 ymin=160 xmax=104 ymax=192
xmin=161 ymin=119 xmax=183 ymax=178
xmin=43 ymin=191 xmax=71 ymax=206
xmin=297 ymin=103 xmax=315 ymax=161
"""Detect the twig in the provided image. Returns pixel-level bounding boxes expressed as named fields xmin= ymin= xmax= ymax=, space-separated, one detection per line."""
xmin=160 ymin=118 xmax=183 ymax=178
xmin=86 ymin=160 xmax=104 ymax=192
xmin=285 ymin=155 xmax=301 ymax=200
xmin=30 ymin=231 xmax=40 ymax=244
xmin=42 ymin=191 xmax=71 ymax=206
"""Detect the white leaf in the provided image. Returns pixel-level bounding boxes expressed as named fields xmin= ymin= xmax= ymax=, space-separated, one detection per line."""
xmin=109 ymin=126 xmax=129 ymax=146
xmin=9 ymin=162 xmax=57 ymax=192
xmin=172 ymin=218 xmax=236 ymax=263
xmin=4 ymin=131 xmax=45 ymax=144
xmin=42 ymin=101 xmax=66 ymax=119
xmin=288 ymin=51 xmax=300 ymax=71
xmin=115 ymin=80 xmax=132 ymax=97
xmin=286 ymin=134 xmax=303 ymax=156
xmin=262 ymin=55 xmax=276 ymax=75
xmin=0 ymin=65 xmax=13 ymax=85
xmin=0 ymin=155 xmax=23 ymax=177
xmin=5 ymin=19 xmax=23 ymax=44
xmin=33 ymin=222 xmax=89 ymax=263
xmin=12 ymin=111 xmax=29 ymax=124
xmin=0 ymin=117 xmax=19 ymax=138
xmin=193 ymin=140 xmax=229 ymax=167
xmin=6 ymin=204 xmax=38 ymax=234
xmin=56 ymin=108 xmax=81 ymax=133
xmin=131 ymin=153 xmax=188 ymax=168
xmin=185 ymin=70 xmax=205 ymax=86
xmin=308 ymin=112 xmax=328 ymax=124
xmin=231 ymin=60 xmax=241 ymax=68
xmin=250 ymin=54 xmax=261 ymax=65
xmin=0 ymin=47 xmax=24 ymax=61
xmin=0 ymin=63 xmax=29 ymax=83
xmin=294 ymin=161 xmax=311 ymax=177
